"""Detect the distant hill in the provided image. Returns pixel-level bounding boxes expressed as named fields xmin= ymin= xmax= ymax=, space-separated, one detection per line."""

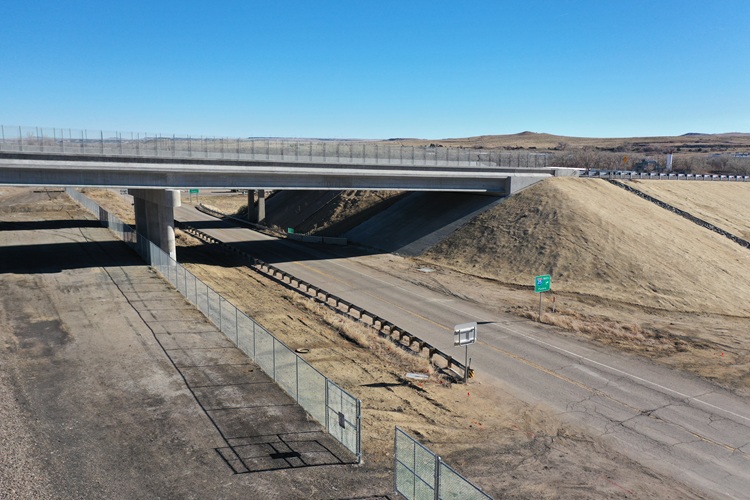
xmin=385 ymin=132 xmax=750 ymax=154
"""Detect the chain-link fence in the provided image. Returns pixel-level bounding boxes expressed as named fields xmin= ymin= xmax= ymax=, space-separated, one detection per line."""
xmin=394 ymin=427 xmax=491 ymax=500
xmin=2 ymin=125 xmax=550 ymax=169
xmin=64 ymin=188 xmax=361 ymax=461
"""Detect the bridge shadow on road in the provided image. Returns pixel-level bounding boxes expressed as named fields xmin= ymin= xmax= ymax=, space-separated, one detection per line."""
xmin=0 ymin=220 xmax=143 ymax=273
xmin=0 ymin=218 xmax=103 ymax=231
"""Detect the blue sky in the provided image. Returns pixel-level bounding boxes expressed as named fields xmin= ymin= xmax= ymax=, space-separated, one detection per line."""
xmin=2 ymin=1 xmax=748 ymax=139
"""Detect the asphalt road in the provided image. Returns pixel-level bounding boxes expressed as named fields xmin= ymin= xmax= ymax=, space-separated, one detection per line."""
xmin=176 ymin=204 xmax=750 ymax=499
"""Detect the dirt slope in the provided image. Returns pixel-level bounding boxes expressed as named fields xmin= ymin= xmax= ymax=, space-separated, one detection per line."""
xmin=423 ymin=177 xmax=750 ymax=317
xmin=343 ymin=192 xmax=503 ymax=255
xmin=200 ymin=189 xmax=403 ymax=236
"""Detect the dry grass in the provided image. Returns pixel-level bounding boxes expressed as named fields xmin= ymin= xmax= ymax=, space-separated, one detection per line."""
xmin=518 ymin=307 xmax=686 ymax=353
xmin=80 ymin=188 xmax=135 ymax=224
xmin=288 ymin=292 xmax=434 ymax=377
xmin=424 ymin=178 xmax=750 ymax=317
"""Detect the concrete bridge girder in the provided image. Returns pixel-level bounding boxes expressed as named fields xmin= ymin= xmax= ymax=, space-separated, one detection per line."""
xmin=128 ymin=188 xmax=181 ymax=260
xmin=0 ymin=155 xmax=568 ymax=194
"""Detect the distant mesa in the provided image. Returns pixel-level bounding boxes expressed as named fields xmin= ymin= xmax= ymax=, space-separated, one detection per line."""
xmin=682 ymin=133 xmax=708 ymax=136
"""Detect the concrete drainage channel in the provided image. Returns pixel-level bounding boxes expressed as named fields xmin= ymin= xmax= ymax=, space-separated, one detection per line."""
xmin=177 ymin=222 xmax=473 ymax=381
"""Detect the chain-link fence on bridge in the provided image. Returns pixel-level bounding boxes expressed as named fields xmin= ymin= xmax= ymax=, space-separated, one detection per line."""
xmin=64 ymin=188 xmax=361 ymax=462
xmin=3 ymin=125 xmax=551 ymax=169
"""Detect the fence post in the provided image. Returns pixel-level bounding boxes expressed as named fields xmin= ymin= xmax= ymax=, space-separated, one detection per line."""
xmin=412 ymin=437 xmax=418 ymax=499
xmin=434 ymin=454 xmax=441 ymax=500
xmin=295 ymin=353 xmax=299 ymax=402
xmin=207 ymin=283 xmax=211 ymax=321
xmin=356 ymin=398 xmax=362 ymax=462
xmin=235 ymin=306 xmax=239 ymax=345
xmin=325 ymin=379 xmax=330 ymax=432
xmin=393 ymin=429 xmax=398 ymax=496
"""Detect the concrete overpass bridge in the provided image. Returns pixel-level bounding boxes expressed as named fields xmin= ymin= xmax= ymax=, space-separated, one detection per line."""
xmin=0 ymin=126 xmax=573 ymax=258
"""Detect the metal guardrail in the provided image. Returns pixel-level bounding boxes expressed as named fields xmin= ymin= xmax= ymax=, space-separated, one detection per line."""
xmin=0 ymin=125 xmax=550 ymax=169
xmin=584 ymin=171 xmax=750 ymax=182
xmin=394 ymin=427 xmax=492 ymax=499
xmin=65 ymin=188 xmax=362 ymax=462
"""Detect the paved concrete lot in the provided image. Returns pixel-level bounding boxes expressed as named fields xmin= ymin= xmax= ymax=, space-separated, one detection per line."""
xmin=0 ymin=192 xmax=385 ymax=499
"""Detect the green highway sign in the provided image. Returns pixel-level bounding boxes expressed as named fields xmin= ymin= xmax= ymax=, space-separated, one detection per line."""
xmin=189 ymin=189 xmax=199 ymax=194
xmin=534 ymin=274 xmax=551 ymax=293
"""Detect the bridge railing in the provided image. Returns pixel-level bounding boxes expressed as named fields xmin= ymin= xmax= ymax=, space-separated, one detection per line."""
xmin=0 ymin=125 xmax=551 ymax=169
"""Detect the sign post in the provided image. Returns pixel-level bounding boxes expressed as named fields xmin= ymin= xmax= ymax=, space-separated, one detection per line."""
xmin=534 ymin=274 xmax=551 ymax=322
xmin=189 ymin=188 xmax=199 ymax=204
xmin=454 ymin=322 xmax=477 ymax=383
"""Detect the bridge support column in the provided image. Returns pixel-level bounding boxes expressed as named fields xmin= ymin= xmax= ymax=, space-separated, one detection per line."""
xmin=253 ymin=189 xmax=266 ymax=224
xmin=128 ymin=189 xmax=181 ymax=260
xmin=247 ymin=191 xmax=253 ymax=222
